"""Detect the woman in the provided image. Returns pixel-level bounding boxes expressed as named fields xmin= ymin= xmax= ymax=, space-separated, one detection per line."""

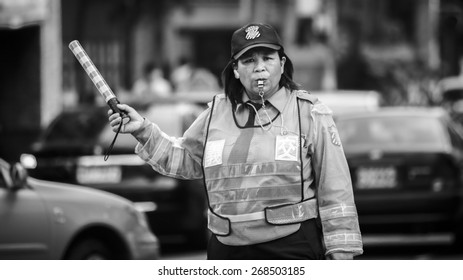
xmin=108 ymin=23 xmax=363 ymax=260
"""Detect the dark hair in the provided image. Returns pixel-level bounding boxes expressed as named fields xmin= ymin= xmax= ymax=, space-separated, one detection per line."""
xmin=221 ymin=49 xmax=300 ymax=106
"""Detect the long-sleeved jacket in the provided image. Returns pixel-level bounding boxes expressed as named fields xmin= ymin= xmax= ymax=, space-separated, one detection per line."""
xmin=133 ymin=87 xmax=363 ymax=256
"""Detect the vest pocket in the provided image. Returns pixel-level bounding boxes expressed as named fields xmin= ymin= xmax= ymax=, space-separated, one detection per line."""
xmin=265 ymin=198 xmax=318 ymax=225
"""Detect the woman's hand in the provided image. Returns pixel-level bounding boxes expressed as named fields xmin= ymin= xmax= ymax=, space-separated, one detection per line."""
xmin=108 ymin=104 xmax=144 ymax=133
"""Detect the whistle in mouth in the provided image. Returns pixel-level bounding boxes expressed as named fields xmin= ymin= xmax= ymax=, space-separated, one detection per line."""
xmin=68 ymin=40 xmax=128 ymax=119
xmin=258 ymin=80 xmax=265 ymax=96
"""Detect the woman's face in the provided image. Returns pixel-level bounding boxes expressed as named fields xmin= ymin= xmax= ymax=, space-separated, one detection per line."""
xmin=235 ymin=48 xmax=285 ymax=101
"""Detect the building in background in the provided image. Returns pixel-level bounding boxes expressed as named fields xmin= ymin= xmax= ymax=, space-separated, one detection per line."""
xmin=0 ymin=0 xmax=61 ymax=161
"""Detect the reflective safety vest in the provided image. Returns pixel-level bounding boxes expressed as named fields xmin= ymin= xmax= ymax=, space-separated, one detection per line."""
xmin=202 ymin=91 xmax=318 ymax=246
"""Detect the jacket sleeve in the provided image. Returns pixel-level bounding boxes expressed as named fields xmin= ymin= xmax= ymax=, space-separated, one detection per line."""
xmin=132 ymin=107 xmax=211 ymax=180
xmin=310 ymin=102 xmax=363 ymax=256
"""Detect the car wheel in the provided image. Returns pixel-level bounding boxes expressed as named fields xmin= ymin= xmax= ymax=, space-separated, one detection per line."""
xmin=65 ymin=238 xmax=111 ymax=260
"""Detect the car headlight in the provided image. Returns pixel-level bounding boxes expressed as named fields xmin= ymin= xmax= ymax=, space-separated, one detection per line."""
xmin=128 ymin=202 xmax=154 ymax=228
xmin=127 ymin=205 xmax=151 ymax=229
xmin=133 ymin=201 xmax=157 ymax=213
xmin=20 ymin=154 xmax=37 ymax=169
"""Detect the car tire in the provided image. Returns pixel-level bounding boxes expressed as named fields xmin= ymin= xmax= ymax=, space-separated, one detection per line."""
xmin=65 ymin=238 xmax=112 ymax=260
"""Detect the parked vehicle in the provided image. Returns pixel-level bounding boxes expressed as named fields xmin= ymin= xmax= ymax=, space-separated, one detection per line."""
xmin=20 ymin=101 xmax=209 ymax=248
xmin=313 ymin=90 xmax=382 ymax=115
xmin=335 ymin=107 xmax=463 ymax=249
xmin=437 ymin=77 xmax=463 ymax=124
xmin=0 ymin=157 xmax=160 ymax=259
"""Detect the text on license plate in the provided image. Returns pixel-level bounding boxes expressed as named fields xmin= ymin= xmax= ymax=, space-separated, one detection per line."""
xmin=77 ymin=166 xmax=122 ymax=184
xmin=356 ymin=166 xmax=397 ymax=189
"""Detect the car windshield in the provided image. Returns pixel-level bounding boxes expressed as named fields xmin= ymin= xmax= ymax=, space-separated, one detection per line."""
xmin=44 ymin=110 xmax=107 ymax=142
xmin=336 ymin=116 xmax=448 ymax=151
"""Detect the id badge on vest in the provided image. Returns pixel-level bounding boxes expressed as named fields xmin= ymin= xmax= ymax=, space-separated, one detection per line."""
xmin=204 ymin=139 xmax=225 ymax=167
xmin=275 ymin=135 xmax=298 ymax=161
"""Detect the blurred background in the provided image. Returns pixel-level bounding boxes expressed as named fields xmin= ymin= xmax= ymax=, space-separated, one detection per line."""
xmin=2 ymin=0 xmax=463 ymax=260
xmin=1 ymin=0 xmax=459 ymax=161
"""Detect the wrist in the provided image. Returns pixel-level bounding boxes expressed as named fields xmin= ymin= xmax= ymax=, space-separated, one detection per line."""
xmin=131 ymin=118 xmax=150 ymax=138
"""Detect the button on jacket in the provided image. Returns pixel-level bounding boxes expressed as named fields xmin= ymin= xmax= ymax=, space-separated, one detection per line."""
xmin=133 ymin=88 xmax=363 ymax=256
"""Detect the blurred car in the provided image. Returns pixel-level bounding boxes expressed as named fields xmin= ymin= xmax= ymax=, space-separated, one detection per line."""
xmin=436 ymin=77 xmax=463 ymax=123
xmin=20 ymin=101 xmax=209 ymax=248
xmin=0 ymin=157 xmax=159 ymax=260
xmin=313 ymin=90 xmax=382 ymax=115
xmin=335 ymin=107 xmax=463 ymax=248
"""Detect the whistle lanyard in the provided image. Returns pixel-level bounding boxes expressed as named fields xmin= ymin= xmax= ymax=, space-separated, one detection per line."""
xmin=247 ymin=89 xmax=294 ymax=136
xmin=104 ymin=120 xmax=123 ymax=161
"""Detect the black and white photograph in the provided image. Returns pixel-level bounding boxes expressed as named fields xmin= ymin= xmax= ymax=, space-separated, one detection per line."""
xmin=1 ymin=1 xmax=463 ymax=276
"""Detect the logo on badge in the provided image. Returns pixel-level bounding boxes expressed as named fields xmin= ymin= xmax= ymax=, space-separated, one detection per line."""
xmin=245 ymin=26 xmax=260 ymax=40
xmin=329 ymin=125 xmax=341 ymax=146
xmin=275 ymin=135 xmax=298 ymax=161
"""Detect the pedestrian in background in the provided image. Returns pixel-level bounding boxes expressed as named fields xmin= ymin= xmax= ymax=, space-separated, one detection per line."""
xmin=171 ymin=57 xmax=220 ymax=93
xmin=108 ymin=23 xmax=363 ymax=260
xmin=130 ymin=61 xmax=172 ymax=105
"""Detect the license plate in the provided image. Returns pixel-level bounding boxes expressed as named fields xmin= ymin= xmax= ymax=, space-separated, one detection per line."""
xmin=77 ymin=166 xmax=122 ymax=184
xmin=356 ymin=166 xmax=397 ymax=189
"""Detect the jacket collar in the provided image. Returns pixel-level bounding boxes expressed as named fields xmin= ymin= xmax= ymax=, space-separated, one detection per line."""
xmin=240 ymin=87 xmax=288 ymax=113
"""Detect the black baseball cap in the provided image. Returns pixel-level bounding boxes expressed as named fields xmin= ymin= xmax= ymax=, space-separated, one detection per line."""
xmin=231 ymin=23 xmax=283 ymax=59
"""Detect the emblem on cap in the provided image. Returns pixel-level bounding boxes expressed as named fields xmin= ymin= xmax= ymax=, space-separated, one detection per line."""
xmin=245 ymin=26 xmax=260 ymax=40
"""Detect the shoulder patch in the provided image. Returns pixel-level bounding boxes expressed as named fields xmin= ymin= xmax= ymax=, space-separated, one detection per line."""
xmin=328 ymin=125 xmax=341 ymax=146
xmin=294 ymin=90 xmax=318 ymax=104
xmin=312 ymin=102 xmax=333 ymax=115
